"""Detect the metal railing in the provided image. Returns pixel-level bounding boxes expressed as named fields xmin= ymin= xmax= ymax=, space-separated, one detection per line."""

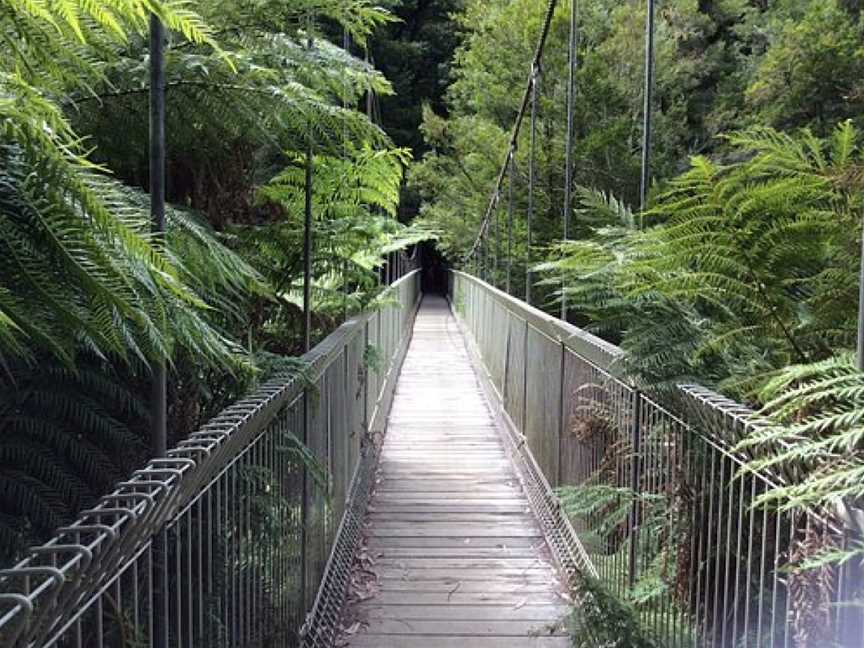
xmin=450 ymin=270 xmax=864 ymax=647
xmin=0 ymin=270 xmax=421 ymax=648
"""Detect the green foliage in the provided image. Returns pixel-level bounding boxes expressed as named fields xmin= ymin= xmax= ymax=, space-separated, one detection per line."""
xmin=739 ymin=353 xmax=864 ymax=514
xmin=541 ymin=123 xmax=864 ymax=396
xmin=569 ymin=575 xmax=663 ymax=648
xmin=0 ymin=0 xmax=421 ymax=563
xmin=0 ymin=355 xmax=148 ymax=563
xmin=746 ymin=2 xmax=864 ymax=135
xmin=251 ymin=144 xmax=432 ymax=344
xmin=414 ymin=0 xmax=864 ymax=285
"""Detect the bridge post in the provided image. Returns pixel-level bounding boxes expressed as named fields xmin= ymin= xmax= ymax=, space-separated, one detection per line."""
xmin=148 ymin=13 xmax=169 ymax=648
xmin=628 ymin=389 xmax=642 ymax=589
xmin=526 ymin=62 xmax=539 ymax=305
xmin=494 ymin=191 xmax=500 ymax=287
xmin=506 ymin=150 xmax=515 ymax=295
xmin=562 ymin=0 xmax=578 ymax=321
xmin=639 ymin=0 xmax=656 ymax=220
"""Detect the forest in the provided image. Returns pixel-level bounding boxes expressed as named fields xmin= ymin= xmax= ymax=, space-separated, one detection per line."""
xmin=412 ymin=0 xmax=864 ymax=587
xmin=2 ymin=0 xmax=864 ymax=646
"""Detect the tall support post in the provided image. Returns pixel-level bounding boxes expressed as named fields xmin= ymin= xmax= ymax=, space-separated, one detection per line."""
xmin=526 ymin=64 xmax=539 ymax=305
xmin=628 ymin=390 xmax=643 ymax=588
xmin=494 ymin=193 xmax=500 ymax=286
xmin=301 ymin=17 xmax=315 ymax=608
xmin=562 ymin=0 xmax=578 ymax=321
xmin=342 ymin=27 xmax=350 ymax=321
xmin=479 ymin=229 xmax=486 ymax=282
xmin=639 ymin=0 xmax=656 ymax=222
xmin=304 ymin=139 xmax=314 ymax=352
xmin=148 ymin=13 xmax=168 ymax=648
xmin=857 ymin=226 xmax=864 ymax=371
xmin=507 ymin=151 xmax=515 ymax=295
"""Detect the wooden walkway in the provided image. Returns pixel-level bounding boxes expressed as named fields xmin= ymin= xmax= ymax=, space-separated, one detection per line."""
xmin=345 ymin=296 xmax=570 ymax=647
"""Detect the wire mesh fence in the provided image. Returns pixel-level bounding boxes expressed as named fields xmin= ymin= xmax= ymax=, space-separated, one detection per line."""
xmin=450 ymin=269 xmax=864 ymax=647
xmin=0 ymin=269 xmax=421 ymax=648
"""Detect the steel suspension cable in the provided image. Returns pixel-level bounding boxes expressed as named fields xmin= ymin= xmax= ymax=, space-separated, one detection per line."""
xmin=494 ymin=191 xmax=500 ymax=284
xmin=561 ymin=0 xmax=579 ymax=320
xmin=301 ymin=14 xmax=315 ymax=606
xmin=148 ymin=13 xmax=168 ymax=648
xmin=342 ymin=26 xmax=350 ymax=321
xmin=639 ymin=0 xmax=656 ymax=220
xmin=462 ymin=0 xmax=559 ymax=268
xmin=526 ymin=64 xmax=539 ymax=305
xmin=507 ymin=151 xmax=515 ymax=294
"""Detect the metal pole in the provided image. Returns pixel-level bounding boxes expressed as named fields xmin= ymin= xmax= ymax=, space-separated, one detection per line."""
xmin=148 ymin=13 xmax=168 ymax=648
xmin=628 ymin=390 xmax=642 ymax=588
xmin=857 ymin=222 xmax=864 ymax=370
xmin=303 ymin=143 xmax=313 ymax=351
xmin=342 ymin=27 xmax=350 ymax=322
xmin=480 ymin=230 xmax=486 ymax=282
xmin=494 ymin=193 xmax=500 ymax=286
xmin=639 ymin=0 xmax=656 ymax=222
xmin=507 ymin=151 xmax=515 ymax=295
xmin=562 ymin=0 xmax=578 ymax=321
xmin=526 ymin=65 xmax=539 ymax=305
xmin=301 ymin=19 xmax=314 ymax=608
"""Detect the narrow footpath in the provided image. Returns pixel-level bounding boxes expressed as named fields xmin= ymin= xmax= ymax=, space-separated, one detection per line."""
xmin=345 ymin=295 xmax=571 ymax=647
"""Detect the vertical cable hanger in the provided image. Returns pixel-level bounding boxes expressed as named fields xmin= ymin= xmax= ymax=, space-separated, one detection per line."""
xmin=342 ymin=26 xmax=350 ymax=321
xmin=526 ymin=62 xmax=539 ymax=305
xmin=300 ymin=10 xmax=315 ymax=606
xmin=494 ymin=190 xmax=500 ymax=286
xmin=561 ymin=0 xmax=579 ymax=321
xmin=507 ymin=149 xmax=516 ymax=295
xmin=148 ymin=12 xmax=168 ymax=648
xmin=303 ymin=14 xmax=315 ymax=353
xmin=639 ymin=0 xmax=656 ymax=224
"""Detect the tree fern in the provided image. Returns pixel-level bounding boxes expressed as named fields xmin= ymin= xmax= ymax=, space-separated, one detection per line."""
xmin=539 ymin=122 xmax=864 ymax=397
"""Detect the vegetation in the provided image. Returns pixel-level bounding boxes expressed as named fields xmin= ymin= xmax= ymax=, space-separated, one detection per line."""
xmin=5 ymin=0 xmax=864 ymax=644
xmin=413 ymin=0 xmax=864 ymax=643
xmin=0 ymin=0 xmax=431 ymax=562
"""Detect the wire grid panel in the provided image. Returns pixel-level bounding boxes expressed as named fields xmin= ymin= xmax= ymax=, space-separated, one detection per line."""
xmin=364 ymin=312 xmax=380 ymax=425
xmin=503 ymin=311 xmax=528 ymax=429
xmin=524 ymin=325 xmax=563 ymax=487
xmin=0 ymin=271 xmax=421 ymax=648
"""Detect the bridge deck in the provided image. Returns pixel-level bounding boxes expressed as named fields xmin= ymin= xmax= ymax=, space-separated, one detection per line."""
xmin=344 ymin=296 xmax=570 ymax=647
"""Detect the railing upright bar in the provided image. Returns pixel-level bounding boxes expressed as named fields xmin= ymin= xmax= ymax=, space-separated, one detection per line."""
xmin=526 ymin=64 xmax=539 ymax=305
xmin=561 ymin=0 xmax=578 ymax=321
xmin=628 ymin=390 xmax=641 ymax=589
xmin=507 ymin=151 xmax=515 ymax=295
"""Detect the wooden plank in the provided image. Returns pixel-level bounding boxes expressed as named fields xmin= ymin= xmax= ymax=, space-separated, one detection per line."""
xmin=373 ymin=580 xmax=557 ymax=592
xmin=374 ymin=567 xmax=556 ymax=581
xmin=369 ymin=505 xmax=530 ymax=514
xmin=346 ymin=635 xmax=571 ymax=647
xmin=366 ymin=536 xmax=543 ymax=548
xmin=372 ymin=558 xmax=551 ymax=569
xmin=354 ymin=604 xmax=570 ymax=621
xmin=358 ymin=591 xmax=568 ymax=606
xmin=360 ymin=619 xmax=568 ymax=636
xmin=367 ymin=546 xmax=538 ymax=559
xmin=367 ymin=513 xmax=535 ymax=523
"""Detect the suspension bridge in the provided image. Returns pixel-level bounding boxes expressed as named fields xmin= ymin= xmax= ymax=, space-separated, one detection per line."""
xmin=1 ymin=268 xmax=862 ymax=647
xmin=2 ymin=0 xmax=864 ymax=646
